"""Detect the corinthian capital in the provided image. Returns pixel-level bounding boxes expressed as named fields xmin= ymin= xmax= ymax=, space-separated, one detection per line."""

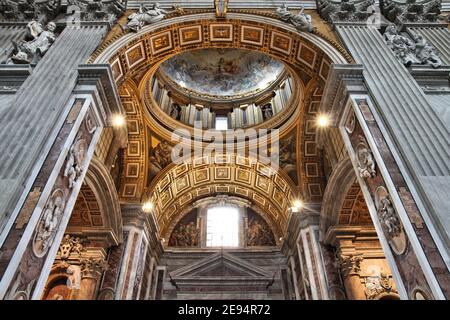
xmin=338 ymin=254 xmax=363 ymax=278
xmin=80 ymin=257 xmax=108 ymax=279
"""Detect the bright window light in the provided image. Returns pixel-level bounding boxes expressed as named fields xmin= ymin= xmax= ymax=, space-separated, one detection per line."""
xmin=215 ymin=117 xmax=228 ymax=130
xmin=206 ymin=206 xmax=239 ymax=247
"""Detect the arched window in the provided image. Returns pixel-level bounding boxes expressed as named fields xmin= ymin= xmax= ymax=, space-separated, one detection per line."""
xmin=206 ymin=206 xmax=239 ymax=247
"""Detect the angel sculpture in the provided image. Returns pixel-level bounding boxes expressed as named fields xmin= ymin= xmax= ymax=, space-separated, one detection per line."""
xmin=10 ymin=21 xmax=57 ymax=64
xmin=276 ymin=4 xmax=313 ymax=32
xmin=121 ymin=3 xmax=168 ymax=32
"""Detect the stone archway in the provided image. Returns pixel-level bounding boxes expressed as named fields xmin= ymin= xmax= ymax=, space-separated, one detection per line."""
xmin=89 ymin=11 xmax=350 ymax=201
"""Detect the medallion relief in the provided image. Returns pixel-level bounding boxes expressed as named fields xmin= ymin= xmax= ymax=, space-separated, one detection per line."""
xmin=32 ymin=189 xmax=65 ymax=258
xmin=375 ymin=187 xmax=407 ymax=255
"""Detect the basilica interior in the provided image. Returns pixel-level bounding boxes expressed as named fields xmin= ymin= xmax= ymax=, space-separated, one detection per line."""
xmin=0 ymin=0 xmax=449 ymax=301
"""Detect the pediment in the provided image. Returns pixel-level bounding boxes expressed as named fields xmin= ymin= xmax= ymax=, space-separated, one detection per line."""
xmin=170 ymin=252 xmax=272 ymax=280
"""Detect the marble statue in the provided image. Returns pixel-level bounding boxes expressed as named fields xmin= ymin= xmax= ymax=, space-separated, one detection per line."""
xmin=411 ymin=33 xmax=442 ymax=68
xmin=276 ymin=4 xmax=313 ymax=32
xmin=384 ymin=24 xmax=442 ymax=68
xmin=10 ymin=21 xmax=57 ymax=64
xmin=383 ymin=25 xmax=418 ymax=67
xmin=261 ymin=103 xmax=273 ymax=120
xmin=169 ymin=103 xmax=182 ymax=120
xmin=122 ymin=3 xmax=169 ymax=32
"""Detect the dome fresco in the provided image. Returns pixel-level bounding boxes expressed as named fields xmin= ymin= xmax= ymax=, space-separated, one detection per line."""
xmin=158 ymin=48 xmax=285 ymax=99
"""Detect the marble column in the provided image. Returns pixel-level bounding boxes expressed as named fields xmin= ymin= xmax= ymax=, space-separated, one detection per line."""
xmin=76 ymin=257 xmax=108 ymax=300
xmin=290 ymin=209 xmax=330 ymax=300
xmin=338 ymin=254 xmax=364 ymax=300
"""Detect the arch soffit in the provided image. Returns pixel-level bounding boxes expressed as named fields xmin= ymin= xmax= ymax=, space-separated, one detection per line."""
xmin=147 ymin=154 xmax=299 ymax=237
xmin=319 ymin=157 xmax=358 ymax=234
xmin=67 ymin=157 xmax=124 ymax=246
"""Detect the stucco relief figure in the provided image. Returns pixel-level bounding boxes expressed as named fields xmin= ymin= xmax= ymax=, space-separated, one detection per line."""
xmin=10 ymin=21 xmax=57 ymax=64
xmin=33 ymin=190 xmax=65 ymax=257
xmin=276 ymin=4 xmax=313 ymax=33
xmin=64 ymin=138 xmax=87 ymax=189
xmin=378 ymin=196 xmax=402 ymax=239
xmin=148 ymin=140 xmax=172 ymax=181
xmin=169 ymin=221 xmax=199 ymax=247
xmin=122 ymin=3 xmax=169 ymax=32
xmin=356 ymin=139 xmax=376 ymax=179
xmin=364 ymin=272 xmax=394 ymax=299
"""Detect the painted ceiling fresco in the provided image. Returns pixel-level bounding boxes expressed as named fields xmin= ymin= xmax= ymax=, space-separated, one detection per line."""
xmin=159 ymin=48 xmax=285 ymax=98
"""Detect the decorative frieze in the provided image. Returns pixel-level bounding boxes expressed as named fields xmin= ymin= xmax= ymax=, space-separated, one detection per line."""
xmin=0 ymin=0 xmax=61 ymax=22
xmin=66 ymin=0 xmax=126 ymax=23
xmin=0 ymin=0 xmax=126 ymax=23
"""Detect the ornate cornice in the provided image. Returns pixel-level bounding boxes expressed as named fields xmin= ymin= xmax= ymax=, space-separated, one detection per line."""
xmin=380 ymin=0 xmax=443 ymax=24
xmin=0 ymin=0 xmax=126 ymax=24
xmin=317 ymin=0 xmax=378 ymax=24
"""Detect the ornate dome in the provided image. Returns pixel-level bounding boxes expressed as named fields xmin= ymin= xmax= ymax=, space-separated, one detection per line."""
xmin=158 ymin=48 xmax=285 ymax=100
